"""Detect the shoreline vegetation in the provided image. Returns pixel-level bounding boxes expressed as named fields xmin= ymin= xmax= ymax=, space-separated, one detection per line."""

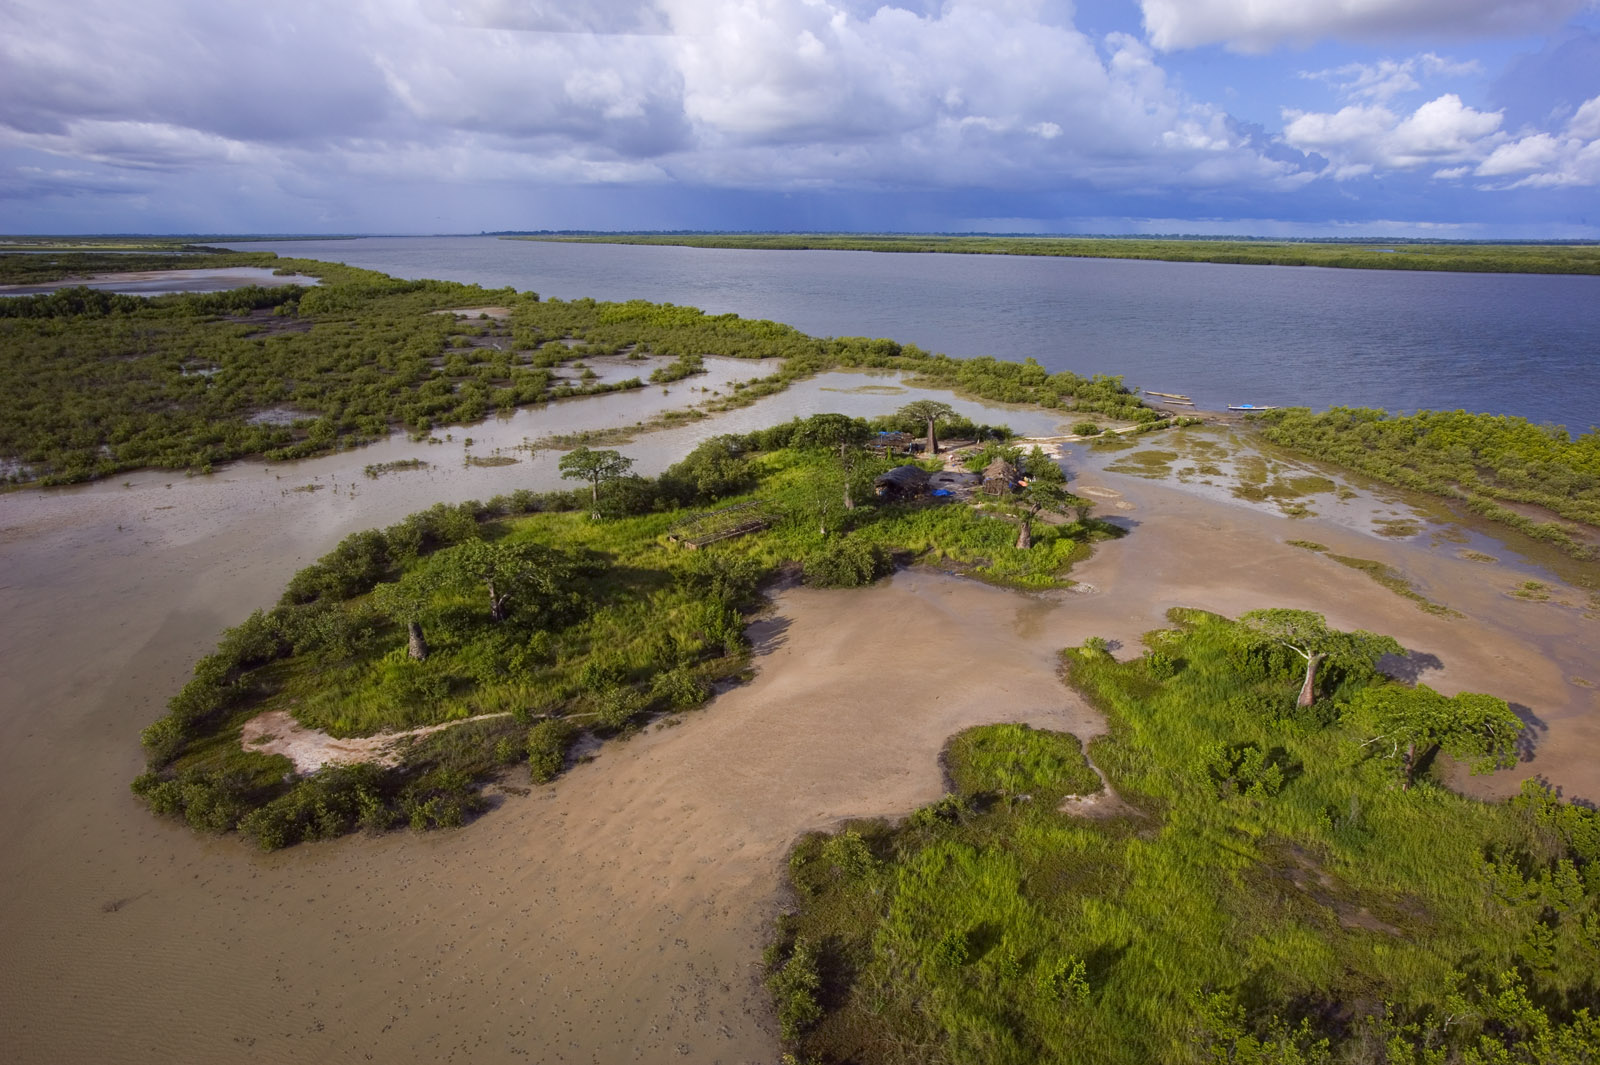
xmin=132 ymin=422 xmax=1114 ymax=850
xmin=0 ymin=248 xmax=1156 ymax=486
xmin=504 ymin=232 xmax=1600 ymax=275
xmin=768 ymin=612 xmax=1599 ymax=1064
xmin=4 ymin=249 xmax=1595 ymax=570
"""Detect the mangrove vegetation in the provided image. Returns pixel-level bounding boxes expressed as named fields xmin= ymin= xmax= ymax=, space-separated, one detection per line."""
xmin=508 ymin=233 xmax=1600 ymax=275
xmin=0 ymin=251 xmax=1156 ymax=485
xmin=131 ymin=419 xmax=1111 ymax=850
xmin=1256 ymin=407 xmax=1600 ymax=560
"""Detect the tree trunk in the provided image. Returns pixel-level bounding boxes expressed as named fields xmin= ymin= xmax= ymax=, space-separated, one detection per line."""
xmin=841 ymin=444 xmax=854 ymax=510
xmin=407 ymin=621 xmax=429 ymax=661
xmin=487 ymin=581 xmax=505 ymax=622
xmin=925 ymin=419 xmax=938 ymax=456
xmin=1297 ymin=652 xmax=1326 ymax=707
xmin=1016 ymin=517 xmax=1032 ymax=550
xmin=1402 ymin=740 xmax=1416 ymax=791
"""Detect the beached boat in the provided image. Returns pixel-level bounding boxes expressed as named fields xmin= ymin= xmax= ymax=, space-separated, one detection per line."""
xmin=1227 ymin=403 xmax=1279 ymax=411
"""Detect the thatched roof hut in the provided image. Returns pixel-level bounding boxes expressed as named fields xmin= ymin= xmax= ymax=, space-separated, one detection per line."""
xmin=982 ymin=458 xmax=1020 ymax=496
xmin=874 ymin=465 xmax=931 ymax=500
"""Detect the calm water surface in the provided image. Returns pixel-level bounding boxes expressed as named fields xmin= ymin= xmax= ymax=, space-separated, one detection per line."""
xmin=224 ymin=236 xmax=1600 ymax=431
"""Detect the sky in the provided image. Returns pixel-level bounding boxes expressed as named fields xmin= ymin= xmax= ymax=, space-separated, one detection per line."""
xmin=2 ymin=0 xmax=1598 ymax=237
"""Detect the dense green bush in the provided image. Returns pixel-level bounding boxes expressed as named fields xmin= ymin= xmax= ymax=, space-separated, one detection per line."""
xmin=526 ymin=719 xmax=579 ymax=783
xmin=803 ymin=536 xmax=890 ymax=587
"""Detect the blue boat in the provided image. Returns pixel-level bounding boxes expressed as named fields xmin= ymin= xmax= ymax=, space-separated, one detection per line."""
xmin=1227 ymin=404 xmax=1279 ymax=411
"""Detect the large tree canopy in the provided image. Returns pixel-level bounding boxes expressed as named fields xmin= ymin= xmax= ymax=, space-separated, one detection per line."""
xmin=796 ymin=413 xmax=873 ymax=512
xmin=1345 ymin=683 xmax=1523 ymax=789
xmin=897 ymin=400 xmax=956 ymax=456
xmin=1240 ymin=609 xmax=1402 ymax=708
xmin=558 ymin=446 xmax=634 ymax=513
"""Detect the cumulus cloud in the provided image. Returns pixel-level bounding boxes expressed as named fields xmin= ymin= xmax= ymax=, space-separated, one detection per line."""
xmin=1473 ymin=95 xmax=1600 ymax=186
xmin=2 ymin=0 xmax=1597 ymax=230
xmin=1301 ymin=53 xmax=1480 ymax=102
xmin=0 ymin=0 xmax=1315 ymax=206
xmin=1141 ymin=0 xmax=1591 ymax=53
xmin=1283 ymin=93 xmax=1505 ymax=176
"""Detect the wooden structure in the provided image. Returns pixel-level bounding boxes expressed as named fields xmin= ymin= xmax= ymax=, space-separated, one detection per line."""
xmin=866 ymin=431 xmax=915 ymax=455
xmin=667 ymin=501 xmax=771 ymax=549
xmin=982 ymin=458 xmax=1020 ymax=496
xmin=874 ymin=465 xmax=931 ymax=500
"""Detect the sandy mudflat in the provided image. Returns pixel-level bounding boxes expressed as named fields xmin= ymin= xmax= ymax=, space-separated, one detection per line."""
xmin=0 ymin=429 xmax=1595 ymax=1064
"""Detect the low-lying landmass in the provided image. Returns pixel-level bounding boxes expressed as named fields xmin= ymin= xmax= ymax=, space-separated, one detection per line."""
xmin=1255 ymin=406 xmax=1600 ymax=561
xmin=768 ymin=610 xmax=1598 ymax=1063
xmin=0 ymin=251 xmax=1156 ymax=485
xmin=506 ymin=233 xmax=1600 ymax=275
xmin=132 ymin=419 xmax=1112 ymax=849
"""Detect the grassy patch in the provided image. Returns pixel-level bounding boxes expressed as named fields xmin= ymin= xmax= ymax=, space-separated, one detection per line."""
xmin=1104 ymin=449 xmax=1178 ymax=478
xmin=1327 ymin=553 xmax=1460 ymax=617
xmin=1285 ymin=539 xmax=1326 ymax=552
xmin=1373 ymin=517 xmax=1423 ymax=537
xmin=768 ymin=610 xmax=1600 ymax=1064
xmin=945 ymin=724 xmax=1102 ymax=804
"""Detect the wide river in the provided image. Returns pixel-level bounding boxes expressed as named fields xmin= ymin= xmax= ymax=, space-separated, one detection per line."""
xmin=223 ymin=236 xmax=1600 ymax=431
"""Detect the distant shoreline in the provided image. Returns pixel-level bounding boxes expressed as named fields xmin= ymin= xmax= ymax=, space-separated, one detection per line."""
xmin=504 ymin=232 xmax=1600 ymax=275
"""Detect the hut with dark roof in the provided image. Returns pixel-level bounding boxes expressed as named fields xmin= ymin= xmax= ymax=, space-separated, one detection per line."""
xmin=874 ymin=465 xmax=931 ymax=501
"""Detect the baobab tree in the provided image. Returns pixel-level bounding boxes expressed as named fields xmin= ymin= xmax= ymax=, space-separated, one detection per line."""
xmin=558 ymin=446 xmax=634 ymax=516
xmin=448 ymin=539 xmax=563 ymax=623
xmin=1240 ymin=609 xmax=1401 ymax=708
xmin=1013 ymin=481 xmax=1085 ymax=549
xmin=796 ymin=413 xmax=871 ymax=512
xmin=897 ymin=400 xmax=956 ymax=456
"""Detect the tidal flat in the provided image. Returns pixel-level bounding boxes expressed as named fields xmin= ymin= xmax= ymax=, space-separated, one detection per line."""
xmin=1 ymin=360 xmax=1596 ymax=1061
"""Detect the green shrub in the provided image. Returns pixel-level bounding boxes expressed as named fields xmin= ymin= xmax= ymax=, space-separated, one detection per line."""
xmin=765 ymin=937 xmax=824 ymax=1042
xmin=803 ymin=536 xmax=889 ymax=588
xmin=527 ymin=719 xmax=578 ymax=783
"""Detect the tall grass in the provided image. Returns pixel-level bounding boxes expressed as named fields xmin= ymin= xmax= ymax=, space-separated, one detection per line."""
xmin=768 ymin=610 xmax=1600 ymax=1063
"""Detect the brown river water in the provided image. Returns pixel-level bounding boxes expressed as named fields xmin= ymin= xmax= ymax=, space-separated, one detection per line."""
xmin=1 ymin=373 xmax=1594 ymax=1064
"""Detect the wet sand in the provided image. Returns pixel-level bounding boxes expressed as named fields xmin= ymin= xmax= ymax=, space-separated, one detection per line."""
xmin=0 ymin=267 xmax=320 ymax=297
xmin=1 ymin=402 xmax=1596 ymax=1063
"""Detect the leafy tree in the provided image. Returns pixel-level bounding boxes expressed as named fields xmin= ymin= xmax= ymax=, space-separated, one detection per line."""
xmin=1013 ymin=481 xmax=1084 ymax=549
xmin=558 ymin=446 xmax=634 ymax=514
xmin=372 ymin=568 xmax=441 ymax=660
xmin=1345 ymin=683 xmax=1522 ymax=790
xmin=1239 ymin=609 xmax=1402 ymax=708
xmin=445 ymin=539 xmax=562 ymax=623
xmin=796 ymin=413 xmax=871 ymax=511
xmin=897 ymin=399 xmax=956 ymax=456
